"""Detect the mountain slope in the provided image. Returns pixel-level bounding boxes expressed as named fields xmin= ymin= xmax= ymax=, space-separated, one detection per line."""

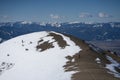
xmin=0 ymin=31 xmax=81 ymax=80
xmin=0 ymin=31 xmax=120 ymax=80
xmin=65 ymin=34 xmax=120 ymax=80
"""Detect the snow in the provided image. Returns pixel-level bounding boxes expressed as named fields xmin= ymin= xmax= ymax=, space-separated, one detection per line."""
xmin=110 ymin=23 xmax=120 ymax=28
xmin=71 ymin=58 xmax=75 ymax=62
xmin=0 ymin=31 xmax=81 ymax=80
xmin=39 ymin=22 xmax=46 ymax=26
xmin=50 ymin=22 xmax=61 ymax=27
xmin=68 ymin=21 xmax=80 ymax=24
xmin=103 ymin=32 xmax=108 ymax=35
xmin=95 ymin=58 xmax=101 ymax=64
xmin=93 ymin=24 xmax=103 ymax=27
xmin=21 ymin=21 xmax=32 ymax=24
xmin=105 ymin=56 xmax=120 ymax=78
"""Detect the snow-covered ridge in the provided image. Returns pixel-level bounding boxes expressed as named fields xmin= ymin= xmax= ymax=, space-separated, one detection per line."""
xmin=0 ymin=31 xmax=81 ymax=80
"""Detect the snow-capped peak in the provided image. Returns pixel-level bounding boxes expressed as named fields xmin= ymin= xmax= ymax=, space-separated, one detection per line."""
xmin=68 ymin=21 xmax=80 ymax=24
xmin=0 ymin=31 xmax=81 ymax=80
xmin=38 ymin=22 xmax=46 ymax=26
xmin=93 ymin=24 xmax=103 ymax=27
xmin=21 ymin=21 xmax=32 ymax=25
xmin=50 ymin=22 xmax=61 ymax=27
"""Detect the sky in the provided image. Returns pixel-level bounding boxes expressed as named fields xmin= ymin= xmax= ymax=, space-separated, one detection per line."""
xmin=0 ymin=0 xmax=120 ymax=23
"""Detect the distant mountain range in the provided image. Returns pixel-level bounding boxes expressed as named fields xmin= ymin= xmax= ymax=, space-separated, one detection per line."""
xmin=0 ymin=21 xmax=120 ymax=42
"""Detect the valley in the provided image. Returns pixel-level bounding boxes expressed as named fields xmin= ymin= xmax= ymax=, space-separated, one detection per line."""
xmin=89 ymin=40 xmax=120 ymax=56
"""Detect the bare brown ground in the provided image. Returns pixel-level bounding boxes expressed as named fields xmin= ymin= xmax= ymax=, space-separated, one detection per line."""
xmin=64 ymin=34 xmax=120 ymax=80
xmin=36 ymin=32 xmax=69 ymax=51
xmin=48 ymin=33 xmax=69 ymax=48
xmin=36 ymin=41 xmax=54 ymax=52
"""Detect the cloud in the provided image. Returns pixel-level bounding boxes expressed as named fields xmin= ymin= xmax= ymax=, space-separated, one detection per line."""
xmin=0 ymin=15 xmax=10 ymax=19
xmin=0 ymin=15 xmax=9 ymax=19
xmin=50 ymin=14 xmax=61 ymax=19
xmin=98 ymin=12 xmax=112 ymax=18
xmin=79 ymin=13 xmax=93 ymax=18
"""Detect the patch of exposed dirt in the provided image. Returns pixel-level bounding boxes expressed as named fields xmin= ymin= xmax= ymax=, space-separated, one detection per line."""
xmin=36 ymin=41 xmax=54 ymax=52
xmin=36 ymin=32 xmax=69 ymax=52
xmin=37 ymin=39 xmax=44 ymax=44
xmin=48 ymin=33 xmax=69 ymax=49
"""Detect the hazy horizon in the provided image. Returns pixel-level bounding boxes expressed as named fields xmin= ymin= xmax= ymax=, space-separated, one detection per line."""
xmin=0 ymin=0 xmax=120 ymax=23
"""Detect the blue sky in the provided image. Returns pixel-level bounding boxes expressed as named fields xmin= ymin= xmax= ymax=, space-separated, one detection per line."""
xmin=0 ymin=0 xmax=120 ymax=22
